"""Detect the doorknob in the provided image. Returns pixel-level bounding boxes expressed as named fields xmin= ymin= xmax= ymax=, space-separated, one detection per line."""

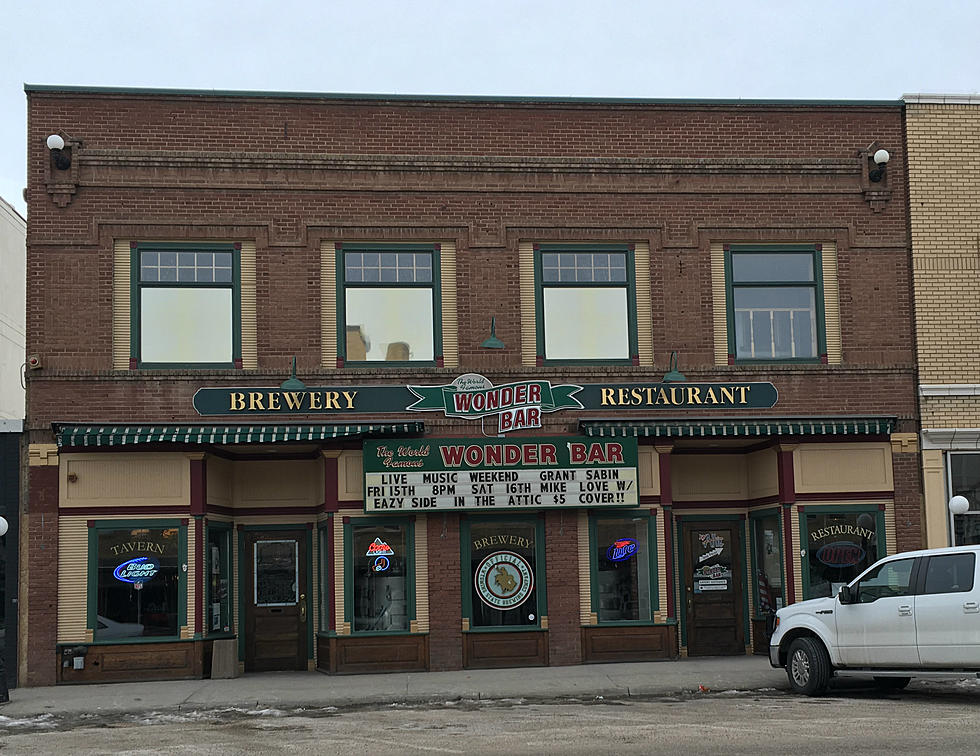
xmin=300 ymin=593 xmax=307 ymax=622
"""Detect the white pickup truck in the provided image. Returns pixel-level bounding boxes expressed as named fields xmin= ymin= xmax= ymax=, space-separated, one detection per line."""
xmin=769 ymin=544 xmax=980 ymax=695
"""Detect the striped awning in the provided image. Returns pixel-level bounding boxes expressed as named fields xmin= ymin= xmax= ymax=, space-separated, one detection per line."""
xmin=54 ymin=422 xmax=425 ymax=448
xmin=580 ymin=416 xmax=895 ymax=439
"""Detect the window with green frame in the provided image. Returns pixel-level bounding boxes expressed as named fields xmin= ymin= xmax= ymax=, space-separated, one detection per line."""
xmin=88 ymin=520 xmax=187 ymax=642
xmin=725 ymin=244 xmax=825 ymax=363
xmin=337 ymin=243 xmax=441 ymax=365
xmin=206 ymin=524 xmax=232 ymax=634
xmin=534 ymin=244 xmax=637 ymax=364
xmin=750 ymin=511 xmax=784 ymax=614
xmin=590 ymin=512 xmax=657 ymax=623
xmin=345 ymin=519 xmax=415 ymax=633
xmin=132 ymin=242 xmax=241 ymax=368
xmin=462 ymin=515 xmax=545 ymax=630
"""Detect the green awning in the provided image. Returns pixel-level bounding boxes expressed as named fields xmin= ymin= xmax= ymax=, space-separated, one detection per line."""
xmin=55 ymin=422 xmax=424 ymax=448
xmin=580 ymin=416 xmax=895 ymax=439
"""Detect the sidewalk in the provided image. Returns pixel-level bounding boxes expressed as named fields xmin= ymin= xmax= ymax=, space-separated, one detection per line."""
xmin=0 ymin=656 xmax=787 ymax=719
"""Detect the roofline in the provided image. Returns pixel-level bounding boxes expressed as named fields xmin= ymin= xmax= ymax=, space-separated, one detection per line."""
xmin=23 ymin=84 xmax=904 ymax=108
xmin=903 ymin=93 xmax=980 ymax=105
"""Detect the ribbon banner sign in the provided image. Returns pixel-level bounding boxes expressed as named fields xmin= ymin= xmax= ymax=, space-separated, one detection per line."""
xmin=407 ymin=374 xmax=582 ymax=433
xmin=363 ymin=435 xmax=639 ymax=512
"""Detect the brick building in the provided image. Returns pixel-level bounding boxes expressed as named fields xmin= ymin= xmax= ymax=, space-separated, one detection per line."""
xmin=23 ymin=86 xmax=920 ymax=685
xmin=905 ymin=94 xmax=980 ymax=548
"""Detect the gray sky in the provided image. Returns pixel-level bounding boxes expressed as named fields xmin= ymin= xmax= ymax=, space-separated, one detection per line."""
xmin=3 ymin=0 xmax=979 ymax=218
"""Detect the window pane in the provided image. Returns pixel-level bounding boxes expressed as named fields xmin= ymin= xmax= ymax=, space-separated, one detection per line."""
xmin=804 ymin=512 xmax=878 ymax=599
xmin=732 ymin=252 xmax=814 ymax=282
xmin=856 ymin=559 xmax=914 ymax=602
xmin=97 ymin=526 xmax=181 ymax=640
xmin=923 ymin=554 xmax=975 ymax=594
xmin=470 ymin=520 xmax=537 ymax=628
xmin=543 ymin=287 xmax=629 ymax=360
xmin=595 ymin=518 xmax=651 ymax=622
xmin=254 ymin=540 xmax=298 ymax=606
xmin=733 ymin=287 xmax=816 ymax=359
xmin=753 ymin=516 xmax=784 ymax=611
xmin=141 ymin=288 xmax=233 ymax=363
xmin=352 ymin=524 xmax=409 ymax=632
xmin=345 ymin=288 xmax=434 ymax=361
xmin=207 ymin=529 xmax=231 ymax=632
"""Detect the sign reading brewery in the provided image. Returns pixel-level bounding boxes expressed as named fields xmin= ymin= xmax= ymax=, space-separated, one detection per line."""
xmin=362 ymin=436 xmax=639 ymax=512
xmin=193 ymin=375 xmax=777 ymax=425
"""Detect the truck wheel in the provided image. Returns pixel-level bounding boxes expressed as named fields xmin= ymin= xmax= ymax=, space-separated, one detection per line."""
xmin=787 ymin=637 xmax=831 ymax=696
xmin=873 ymin=676 xmax=911 ymax=690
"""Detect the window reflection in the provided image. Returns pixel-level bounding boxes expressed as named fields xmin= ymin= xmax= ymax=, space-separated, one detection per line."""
xmin=595 ymin=518 xmax=651 ymax=622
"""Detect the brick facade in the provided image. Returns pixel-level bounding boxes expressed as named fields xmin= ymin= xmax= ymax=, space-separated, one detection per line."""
xmin=24 ymin=87 xmax=920 ymax=684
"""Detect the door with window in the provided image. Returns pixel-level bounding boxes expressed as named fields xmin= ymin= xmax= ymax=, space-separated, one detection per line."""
xmin=243 ymin=530 xmax=308 ymax=671
xmin=914 ymin=552 xmax=980 ymax=666
xmin=684 ymin=523 xmax=744 ymax=656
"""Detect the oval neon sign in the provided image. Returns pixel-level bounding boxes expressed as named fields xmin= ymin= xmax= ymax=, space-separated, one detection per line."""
xmin=815 ymin=542 xmax=865 ymax=568
xmin=607 ymin=538 xmax=638 ymax=562
xmin=113 ymin=556 xmax=160 ymax=583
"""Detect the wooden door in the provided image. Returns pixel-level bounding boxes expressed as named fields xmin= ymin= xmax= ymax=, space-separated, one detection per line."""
xmin=683 ymin=523 xmax=744 ymax=656
xmin=243 ymin=530 xmax=308 ymax=672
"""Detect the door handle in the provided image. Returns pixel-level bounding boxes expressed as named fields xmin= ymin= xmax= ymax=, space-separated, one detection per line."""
xmin=964 ymin=602 xmax=979 ymax=613
xmin=898 ymin=604 xmax=912 ymax=616
xmin=300 ymin=593 xmax=307 ymax=622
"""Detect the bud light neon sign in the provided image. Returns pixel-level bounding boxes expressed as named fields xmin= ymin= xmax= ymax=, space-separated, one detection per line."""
xmin=815 ymin=542 xmax=865 ymax=568
xmin=607 ymin=538 xmax=638 ymax=562
xmin=113 ymin=556 xmax=160 ymax=584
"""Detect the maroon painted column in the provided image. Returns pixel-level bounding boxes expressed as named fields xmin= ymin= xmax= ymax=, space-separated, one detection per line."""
xmin=656 ymin=445 xmax=676 ymax=620
xmin=776 ymin=445 xmax=797 ymax=605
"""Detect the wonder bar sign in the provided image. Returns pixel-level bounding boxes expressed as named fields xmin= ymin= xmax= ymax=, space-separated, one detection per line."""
xmin=363 ymin=436 xmax=639 ymax=512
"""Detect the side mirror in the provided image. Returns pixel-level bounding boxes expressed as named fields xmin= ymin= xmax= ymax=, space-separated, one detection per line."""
xmin=838 ymin=584 xmax=854 ymax=605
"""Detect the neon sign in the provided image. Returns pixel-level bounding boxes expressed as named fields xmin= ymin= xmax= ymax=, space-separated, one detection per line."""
xmin=816 ymin=541 xmax=865 ymax=568
xmin=113 ymin=556 xmax=160 ymax=584
xmin=607 ymin=538 xmax=638 ymax=562
xmin=373 ymin=556 xmax=391 ymax=572
xmin=366 ymin=538 xmax=395 ymax=557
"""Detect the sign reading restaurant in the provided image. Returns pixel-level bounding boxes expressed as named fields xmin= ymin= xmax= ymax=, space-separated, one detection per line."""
xmin=362 ymin=436 xmax=639 ymax=512
xmin=193 ymin=374 xmax=777 ymax=433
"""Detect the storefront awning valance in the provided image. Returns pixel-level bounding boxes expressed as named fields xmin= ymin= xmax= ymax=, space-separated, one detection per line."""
xmin=54 ymin=423 xmax=425 ymax=448
xmin=580 ymin=416 xmax=895 ymax=439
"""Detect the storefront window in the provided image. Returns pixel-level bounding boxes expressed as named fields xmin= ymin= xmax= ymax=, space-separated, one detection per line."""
xmin=752 ymin=513 xmax=784 ymax=612
xmin=468 ymin=519 xmax=540 ymax=628
xmin=95 ymin=525 xmax=182 ymax=640
xmin=592 ymin=515 xmax=653 ymax=622
xmin=207 ymin=526 xmax=231 ymax=633
xmin=351 ymin=523 xmax=410 ymax=633
xmin=803 ymin=511 xmax=878 ymax=599
xmin=950 ymin=454 xmax=980 ymax=546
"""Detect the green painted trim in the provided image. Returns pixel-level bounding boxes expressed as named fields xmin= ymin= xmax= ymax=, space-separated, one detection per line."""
xmin=748 ymin=508 xmax=784 ymax=617
xmin=342 ymin=516 xmax=416 ymax=635
xmin=317 ymin=519 xmax=330 ymax=634
xmin=534 ymin=245 xmax=637 ymax=366
xmin=131 ymin=242 xmax=240 ymax=370
xmin=204 ymin=522 xmax=233 ymax=636
xmin=739 ymin=519 xmax=749 ymax=641
xmin=535 ymin=516 xmax=546 ymax=619
xmin=82 ymin=636 xmax=194 ymax=646
xmin=237 ymin=528 xmax=245 ymax=662
xmin=24 ymin=84 xmax=905 ymax=108
xmin=305 ymin=528 xmax=314 ymax=658
xmin=588 ymin=510 xmax=659 ymax=623
xmin=462 ymin=626 xmax=549 ymax=634
xmin=337 ymin=244 xmax=441 ymax=366
xmin=797 ymin=506 xmax=885 ymax=600
xmin=725 ymin=245 xmax=826 ymax=365
xmin=87 ymin=519 xmax=187 ymax=642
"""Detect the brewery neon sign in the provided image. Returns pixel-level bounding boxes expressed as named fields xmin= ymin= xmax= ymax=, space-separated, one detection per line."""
xmin=113 ymin=556 xmax=160 ymax=584
xmin=607 ymin=538 xmax=638 ymax=562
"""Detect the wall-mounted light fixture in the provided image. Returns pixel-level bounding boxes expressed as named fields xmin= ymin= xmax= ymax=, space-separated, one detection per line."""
xmin=46 ymin=134 xmax=72 ymax=170
xmin=480 ymin=317 xmax=505 ymax=349
xmin=868 ymin=148 xmax=889 ymax=182
xmin=949 ymin=495 xmax=970 ymax=516
xmin=661 ymin=351 xmax=686 ymax=382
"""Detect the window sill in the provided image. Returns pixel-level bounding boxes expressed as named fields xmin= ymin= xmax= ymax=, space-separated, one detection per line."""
xmin=84 ymin=635 xmax=190 ymax=646
xmin=463 ymin=625 xmax=545 ymax=634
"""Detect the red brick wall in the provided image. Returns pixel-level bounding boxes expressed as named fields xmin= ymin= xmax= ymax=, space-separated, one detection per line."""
xmin=544 ymin=510 xmax=581 ymax=665
xmin=427 ymin=514 xmax=462 ymax=671
xmin=25 ymin=466 xmax=58 ymax=686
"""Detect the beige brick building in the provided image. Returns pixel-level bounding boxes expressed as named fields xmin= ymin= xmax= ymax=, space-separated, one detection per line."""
xmin=906 ymin=94 xmax=980 ymax=547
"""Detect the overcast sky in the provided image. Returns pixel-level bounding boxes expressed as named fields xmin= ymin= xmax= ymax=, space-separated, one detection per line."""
xmin=2 ymin=0 xmax=978 ymax=218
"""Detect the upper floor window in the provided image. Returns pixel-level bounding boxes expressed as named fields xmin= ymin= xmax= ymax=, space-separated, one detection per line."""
xmin=338 ymin=244 xmax=440 ymax=365
xmin=726 ymin=245 xmax=825 ymax=363
xmin=535 ymin=245 xmax=637 ymax=364
xmin=133 ymin=243 xmax=240 ymax=368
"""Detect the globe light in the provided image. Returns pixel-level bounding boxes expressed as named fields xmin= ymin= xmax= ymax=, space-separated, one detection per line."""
xmin=949 ymin=496 xmax=970 ymax=516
